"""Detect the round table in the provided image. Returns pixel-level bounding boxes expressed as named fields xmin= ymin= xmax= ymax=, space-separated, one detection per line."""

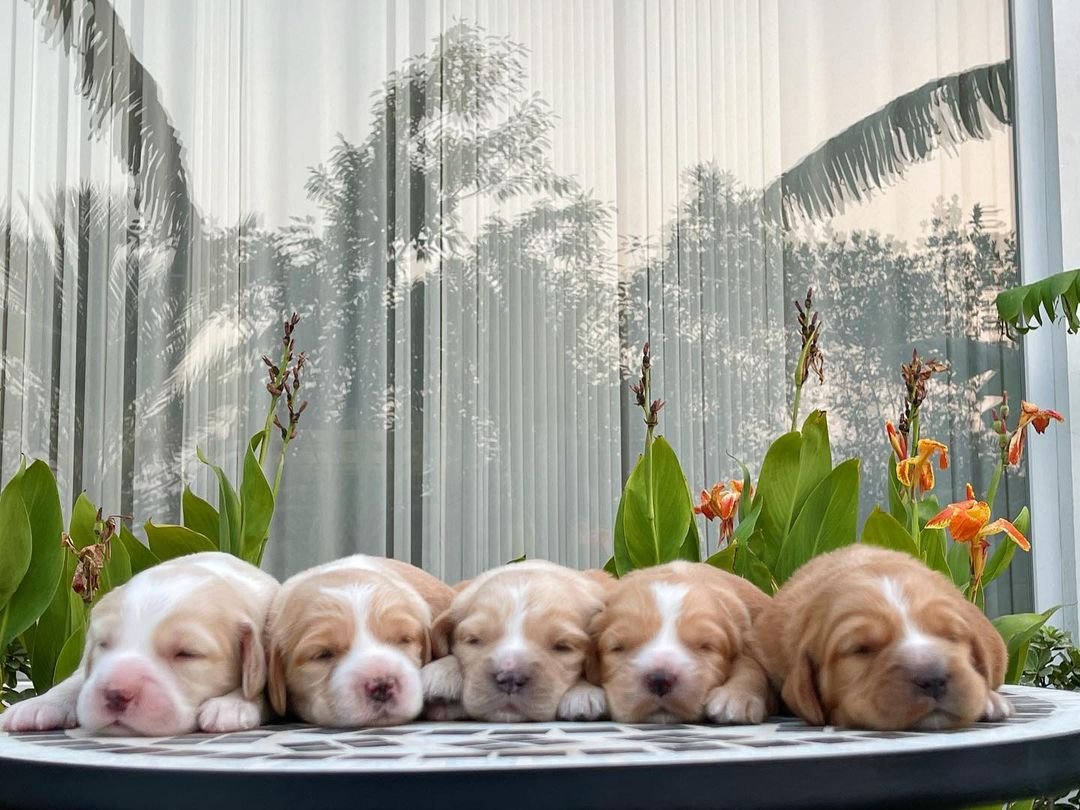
xmin=2 ymin=686 xmax=1079 ymax=809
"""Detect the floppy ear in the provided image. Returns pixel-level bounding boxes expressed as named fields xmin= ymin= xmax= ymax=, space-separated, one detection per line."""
xmin=781 ymin=646 xmax=826 ymax=726
xmin=267 ymin=641 xmax=288 ymax=717
xmin=962 ymin=602 xmax=1007 ymax=687
xmin=419 ymin=627 xmax=433 ymax=666
xmin=584 ymin=608 xmax=608 ymax=686
xmin=239 ymin=621 xmax=268 ymax=701
xmin=430 ymin=608 xmax=456 ymax=659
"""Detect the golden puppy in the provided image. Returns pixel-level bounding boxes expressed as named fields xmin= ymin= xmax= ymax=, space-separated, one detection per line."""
xmin=753 ymin=545 xmax=1011 ymax=730
xmin=0 ymin=552 xmax=278 ymax=736
xmin=421 ymin=560 xmax=606 ymax=722
xmin=266 ymin=555 xmax=453 ymax=727
xmin=587 ymin=561 xmax=773 ymax=724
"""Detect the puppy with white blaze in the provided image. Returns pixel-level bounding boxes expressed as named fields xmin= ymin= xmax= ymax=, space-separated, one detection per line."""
xmin=266 ymin=555 xmax=454 ymax=727
xmin=421 ymin=561 xmax=609 ymax=722
xmin=753 ymin=545 xmax=1012 ymax=730
xmin=0 ymin=552 xmax=278 ymax=736
xmin=586 ymin=561 xmax=774 ymax=724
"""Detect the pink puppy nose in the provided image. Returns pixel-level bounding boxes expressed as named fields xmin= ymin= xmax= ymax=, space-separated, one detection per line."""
xmin=104 ymin=687 xmax=136 ymax=713
xmin=364 ymin=677 xmax=397 ymax=704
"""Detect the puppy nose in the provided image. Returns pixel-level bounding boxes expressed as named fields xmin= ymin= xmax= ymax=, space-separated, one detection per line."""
xmin=104 ymin=687 xmax=135 ymax=713
xmin=644 ymin=670 xmax=677 ymax=697
xmin=364 ymin=677 xmax=397 ymax=703
xmin=493 ymin=669 xmax=531 ymax=694
xmin=913 ymin=671 xmax=950 ymax=700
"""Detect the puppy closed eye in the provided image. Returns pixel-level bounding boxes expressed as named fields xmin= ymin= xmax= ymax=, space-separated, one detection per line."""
xmin=551 ymin=640 xmax=575 ymax=654
xmin=461 ymin=635 xmax=483 ymax=647
xmin=396 ymin=635 xmax=416 ymax=647
xmin=310 ymin=648 xmax=338 ymax=663
xmin=173 ymin=649 xmax=205 ymax=662
xmin=847 ymin=643 xmax=879 ymax=657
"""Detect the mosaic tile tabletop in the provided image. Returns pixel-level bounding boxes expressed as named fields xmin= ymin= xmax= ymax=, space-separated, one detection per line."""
xmin=0 ymin=686 xmax=1076 ymax=774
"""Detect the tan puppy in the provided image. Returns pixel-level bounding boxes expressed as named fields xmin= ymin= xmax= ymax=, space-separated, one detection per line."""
xmin=0 ymin=552 xmax=278 ymax=736
xmin=586 ymin=561 xmax=773 ymax=724
xmin=266 ymin=555 xmax=453 ymax=727
xmin=421 ymin=560 xmax=607 ymax=722
xmin=753 ymin=545 xmax=1011 ymax=730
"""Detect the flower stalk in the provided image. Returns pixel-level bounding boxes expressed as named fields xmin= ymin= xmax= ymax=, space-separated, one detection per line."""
xmin=791 ymin=288 xmax=823 ymax=433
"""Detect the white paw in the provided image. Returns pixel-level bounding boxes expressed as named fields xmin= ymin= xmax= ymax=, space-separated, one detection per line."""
xmin=557 ymin=683 xmax=607 ymax=721
xmin=421 ymin=657 xmax=464 ymax=703
xmin=0 ymin=697 xmax=77 ymax=732
xmin=197 ymin=695 xmax=262 ymax=732
xmin=705 ymin=685 xmax=767 ymax=725
xmin=982 ymin=690 xmax=1014 ymax=722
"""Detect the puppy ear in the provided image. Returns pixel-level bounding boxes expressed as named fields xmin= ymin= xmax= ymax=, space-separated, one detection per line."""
xmin=962 ymin=602 xmax=1007 ymax=687
xmin=583 ymin=608 xmax=608 ymax=686
xmin=267 ymin=641 xmax=288 ymax=717
xmin=781 ymin=647 xmax=826 ymax=726
xmin=430 ymin=608 xmax=456 ymax=659
xmin=420 ymin=627 xmax=433 ymax=666
xmin=239 ymin=621 xmax=267 ymax=701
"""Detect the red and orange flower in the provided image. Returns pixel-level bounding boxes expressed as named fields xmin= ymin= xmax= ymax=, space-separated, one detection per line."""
xmin=925 ymin=483 xmax=1030 ymax=588
xmin=695 ymin=479 xmax=748 ymax=540
xmin=1007 ymin=401 xmax=1064 ymax=466
xmin=886 ymin=421 xmax=907 ymax=462
xmin=895 ymin=438 xmax=949 ymax=493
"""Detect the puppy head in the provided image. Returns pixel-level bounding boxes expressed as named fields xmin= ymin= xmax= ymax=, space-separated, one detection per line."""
xmin=76 ymin=555 xmax=274 ymax=736
xmin=784 ymin=560 xmax=1004 ymax=730
xmin=431 ymin=561 xmax=604 ymax=722
xmin=588 ymin=562 xmax=752 ymax=723
xmin=267 ymin=567 xmax=433 ymax=727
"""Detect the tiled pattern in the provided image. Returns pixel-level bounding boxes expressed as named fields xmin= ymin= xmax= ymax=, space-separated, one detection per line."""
xmin=1 ymin=691 xmax=1057 ymax=769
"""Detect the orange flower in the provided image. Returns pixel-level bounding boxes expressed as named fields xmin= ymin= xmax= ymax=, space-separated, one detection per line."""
xmin=895 ymin=439 xmax=949 ymax=492
xmin=695 ymin=479 xmax=747 ymax=539
xmin=885 ymin=421 xmax=908 ymax=462
xmin=926 ymin=483 xmax=1030 ymax=586
xmin=1007 ymin=401 xmax=1064 ymax=466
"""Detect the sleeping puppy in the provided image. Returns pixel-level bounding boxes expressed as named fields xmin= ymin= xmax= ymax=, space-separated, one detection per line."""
xmin=753 ymin=544 xmax=1011 ymax=730
xmin=586 ymin=561 xmax=774 ymax=724
xmin=266 ymin=555 xmax=453 ymax=727
xmin=421 ymin=560 xmax=607 ymax=722
xmin=0 ymin=552 xmax=278 ymax=735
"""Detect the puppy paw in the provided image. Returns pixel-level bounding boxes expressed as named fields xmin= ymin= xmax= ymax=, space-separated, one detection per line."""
xmin=0 ymin=697 xmax=77 ymax=732
xmin=705 ymin=685 xmax=767 ymax=725
xmin=197 ymin=695 xmax=262 ymax=732
xmin=981 ymin=690 xmax=1014 ymax=722
xmin=557 ymin=682 xmax=607 ymax=721
xmin=421 ymin=657 xmax=464 ymax=703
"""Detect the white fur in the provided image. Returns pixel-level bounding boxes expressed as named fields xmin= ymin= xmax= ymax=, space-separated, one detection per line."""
xmin=557 ymin=681 xmax=607 ymax=721
xmin=880 ymin=577 xmax=935 ymax=652
xmin=633 ymin=582 xmax=694 ymax=674
xmin=490 ymin=585 xmax=530 ymax=668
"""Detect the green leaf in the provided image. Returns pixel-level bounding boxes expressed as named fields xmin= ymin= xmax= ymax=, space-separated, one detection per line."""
xmin=29 ymin=555 xmax=80 ymax=693
xmin=706 ymin=543 xmax=738 ymax=573
xmin=182 ymin=486 xmax=219 ymax=547
xmin=733 ymin=457 xmax=754 ymax=522
xmin=861 ymin=507 xmax=919 ymax=558
xmin=993 ymin=607 xmax=1059 ymax=684
xmin=618 ymin=437 xmax=695 ymax=572
xmin=99 ymin=533 xmax=132 ymax=600
xmin=886 ymin=454 xmax=908 ymax=525
xmin=1 ymin=462 xmax=65 ymax=648
xmin=118 ymin=525 xmax=160 ymax=576
xmin=733 ymin=531 xmax=776 ymax=595
xmin=730 ymin=500 xmax=764 ymax=556
xmin=678 ymin=520 xmax=701 ymax=562
xmin=68 ymin=493 xmax=99 ymax=549
xmin=920 ymin=527 xmax=952 ymax=578
xmin=144 ymin=521 xmax=216 ymax=561
xmin=773 ymin=458 xmax=860 ymax=584
xmin=506 ymin=554 xmax=527 ymax=564
xmin=196 ymin=447 xmax=242 ymax=557
xmin=995 ymin=268 xmax=1080 ymax=334
xmin=0 ymin=472 xmax=33 ymax=614
xmin=53 ymin=626 xmax=86 ymax=684
xmin=945 ymin=540 xmax=971 ymax=590
xmin=754 ymin=411 xmax=832 ymax=555
xmin=239 ymin=431 xmax=275 ymax=565
xmin=602 ymin=556 xmax=618 ymax=576
xmin=612 ymin=495 xmax=631 ymax=577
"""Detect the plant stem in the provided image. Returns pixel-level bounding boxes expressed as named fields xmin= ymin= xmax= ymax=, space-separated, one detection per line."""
xmin=258 ymin=345 xmax=291 ymax=467
xmin=986 ymin=458 xmax=1004 ymax=512
xmin=908 ymin=409 xmax=921 ymax=549
xmin=272 ymin=438 xmax=291 ymax=501
xmin=790 ymin=383 xmax=803 ymax=434
xmin=790 ymin=328 xmax=816 ymax=433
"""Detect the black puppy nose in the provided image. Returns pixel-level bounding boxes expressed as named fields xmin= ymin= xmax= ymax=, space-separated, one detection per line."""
xmin=645 ymin=671 xmax=677 ymax=697
xmin=493 ymin=669 xmax=531 ymax=694
xmin=913 ymin=672 xmax=950 ymax=700
xmin=365 ymin=677 xmax=397 ymax=703
xmin=104 ymin=688 xmax=133 ymax=713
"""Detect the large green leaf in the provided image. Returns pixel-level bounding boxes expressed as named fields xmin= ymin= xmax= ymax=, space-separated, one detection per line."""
xmin=0 ymin=472 xmax=32 ymax=615
xmin=602 ymin=556 xmax=618 ymax=576
xmin=920 ymin=527 xmax=952 ymax=579
xmin=616 ymin=437 xmax=695 ymax=573
xmin=995 ymin=268 xmax=1080 ymax=334
xmin=993 ymin=607 xmax=1058 ymax=685
xmin=773 ymin=458 xmax=860 ymax=584
xmin=53 ymin=626 xmax=86 ymax=684
xmin=239 ymin=431 xmax=275 ymax=565
xmin=0 ymin=462 xmax=66 ymax=648
xmin=145 ymin=521 xmax=216 ymax=561
xmin=885 ymin=454 xmax=908 ymax=525
xmin=733 ymin=531 xmax=776 ymax=595
xmin=754 ymin=411 xmax=832 ymax=555
xmin=861 ymin=507 xmax=919 ymax=558
xmin=733 ymin=457 xmax=754 ymax=522
xmin=68 ymin=493 xmax=99 ymax=549
xmin=98 ymin=534 xmax=132 ymax=601
xmin=196 ymin=447 xmax=242 ymax=557
xmin=612 ymin=496 xmax=631 ymax=576
xmin=677 ymin=519 xmax=701 ymax=562
xmin=29 ymin=556 xmax=80 ymax=693
xmin=118 ymin=525 xmax=160 ymax=576
xmin=705 ymin=543 xmax=738 ymax=573
xmin=182 ymin=486 xmax=219 ymax=548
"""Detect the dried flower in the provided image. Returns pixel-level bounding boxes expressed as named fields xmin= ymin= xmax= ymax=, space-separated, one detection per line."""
xmin=630 ymin=342 xmax=663 ymax=428
xmin=896 ymin=349 xmax=948 ymax=442
xmin=885 ymin=421 xmax=908 ymax=462
xmin=1007 ymin=400 xmax=1065 ymax=466
xmin=793 ymin=288 xmax=824 ymax=386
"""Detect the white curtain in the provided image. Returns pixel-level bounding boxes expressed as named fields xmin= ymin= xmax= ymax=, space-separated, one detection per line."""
xmin=0 ymin=0 xmax=1027 ymax=611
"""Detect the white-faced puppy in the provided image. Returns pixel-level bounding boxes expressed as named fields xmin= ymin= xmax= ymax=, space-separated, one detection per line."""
xmin=0 ymin=552 xmax=278 ymax=736
xmin=586 ymin=561 xmax=773 ymax=724
xmin=753 ymin=545 xmax=1011 ymax=730
xmin=421 ymin=561 xmax=607 ymax=722
xmin=266 ymin=555 xmax=453 ymax=727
